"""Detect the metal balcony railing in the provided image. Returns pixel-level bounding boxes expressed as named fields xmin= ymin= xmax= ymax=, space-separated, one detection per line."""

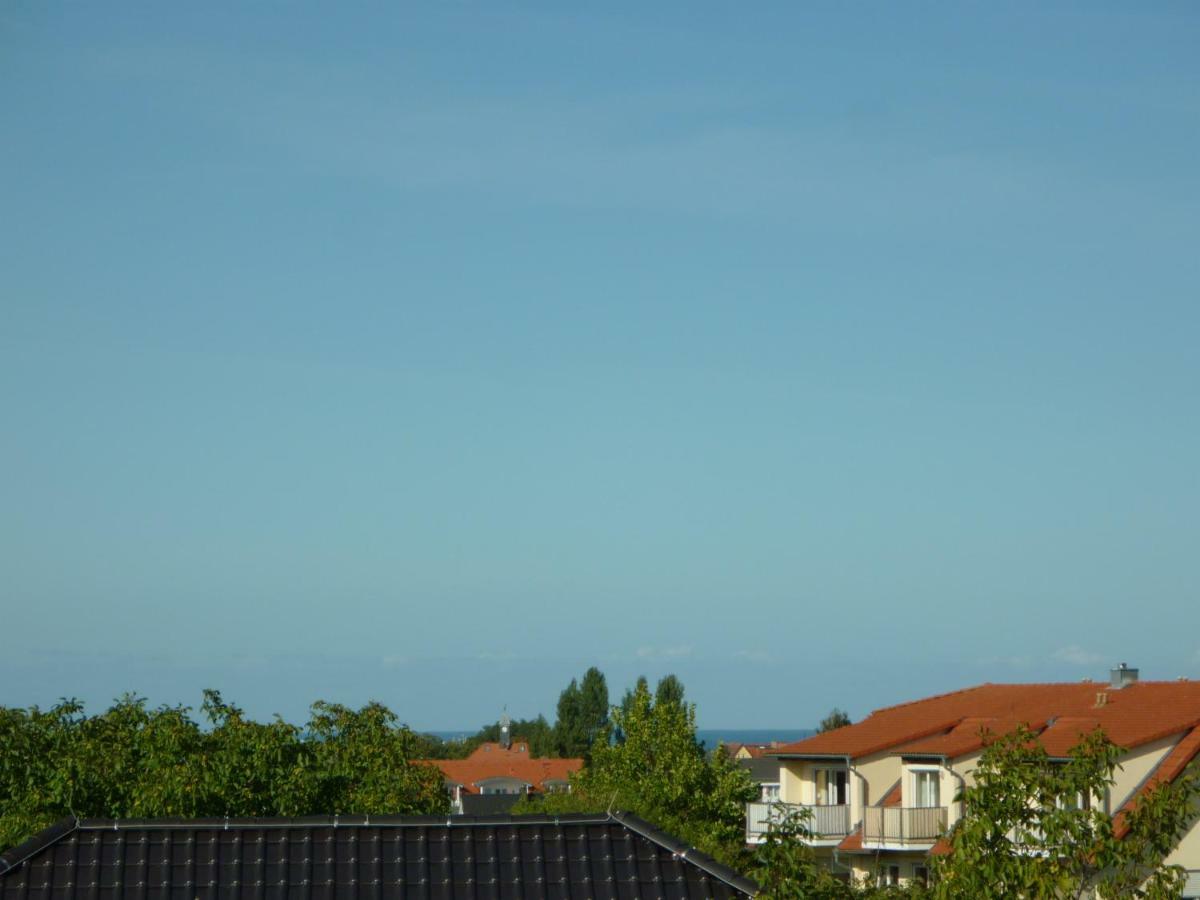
xmin=863 ymin=806 xmax=947 ymax=845
xmin=745 ymin=802 xmax=851 ymax=841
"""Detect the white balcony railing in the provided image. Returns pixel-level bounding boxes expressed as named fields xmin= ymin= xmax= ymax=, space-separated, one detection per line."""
xmin=746 ymin=802 xmax=851 ymax=841
xmin=863 ymin=806 xmax=947 ymax=846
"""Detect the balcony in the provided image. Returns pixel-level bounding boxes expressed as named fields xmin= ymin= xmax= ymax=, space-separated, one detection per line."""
xmin=745 ymin=802 xmax=851 ymax=842
xmin=863 ymin=806 xmax=948 ymax=847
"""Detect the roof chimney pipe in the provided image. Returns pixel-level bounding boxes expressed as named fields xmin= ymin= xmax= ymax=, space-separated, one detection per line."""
xmin=1110 ymin=663 xmax=1139 ymax=690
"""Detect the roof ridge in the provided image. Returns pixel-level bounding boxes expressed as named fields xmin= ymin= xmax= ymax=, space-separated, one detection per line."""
xmin=868 ymin=683 xmax=991 ymax=715
xmin=608 ymin=811 xmax=760 ymax=895
xmin=74 ymin=813 xmax=619 ymax=830
xmin=0 ymin=818 xmax=78 ymax=875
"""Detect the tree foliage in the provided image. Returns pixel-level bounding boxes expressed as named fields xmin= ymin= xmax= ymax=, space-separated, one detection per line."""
xmin=818 ymin=708 xmax=852 ymax=733
xmin=753 ymin=805 xmax=860 ymax=899
xmin=931 ymin=725 xmax=1200 ymax=899
xmin=654 ymin=674 xmax=686 ymax=709
xmin=553 ymin=667 xmax=609 ymax=758
xmin=517 ymin=675 xmax=757 ymax=868
xmin=415 ymin=668 xmax=608 ymax=760
xmin=0 ymin=692 xmax=448 ymax=853
xmin=752 ymin=805 xmax=930 ymax=899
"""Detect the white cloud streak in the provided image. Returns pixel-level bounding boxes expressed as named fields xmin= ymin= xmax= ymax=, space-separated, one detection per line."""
xmin=1053 ymin=645 xmax=1104 ymax=666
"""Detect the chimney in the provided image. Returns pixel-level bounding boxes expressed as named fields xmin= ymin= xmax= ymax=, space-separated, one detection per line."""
xmin=1110 ymin=663 xmax=1139 ymax=690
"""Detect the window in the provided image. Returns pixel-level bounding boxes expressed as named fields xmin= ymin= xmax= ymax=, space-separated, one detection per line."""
xmin=878 ymin=865 xmax=900 ymax=887
xmin=912 ymin=769 xmax=940 ymax=808
xmin=913 ymin=865 xmax=930 ymax=887
xmin=478 ymin=778 xmax=529 ymax=795
xmin=814 ymin=768 xmax=848 ymax=805
xmin=1058 ymin=791 xmax=1091 ymax=811
xmin=760 ymin=783 xmax=780 ymax=803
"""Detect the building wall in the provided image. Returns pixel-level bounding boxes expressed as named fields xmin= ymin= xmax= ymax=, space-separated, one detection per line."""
xmin=855 ymin=752 xmax=903 ymax=813
xmin=847 ymin=852 xmax=931 ymax=889
xmin=1161 ymin=795 xmax=1200 ymax=872
xmin=1109 ymin=733 xmax=1181 ymax=811
xmin=779 ymin=760 xmax=807 ymax=805
xmin=945 ymin=751 xmax=982 ymax=827
xmin=777 ymin=753 xmax=900 ymax=827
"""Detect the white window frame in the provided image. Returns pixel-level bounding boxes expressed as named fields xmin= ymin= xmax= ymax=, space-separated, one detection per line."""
xmin=909 ymin=766 xmax=942 ymax=808
xmin=813 ymin=767 xmax=849 ymax=806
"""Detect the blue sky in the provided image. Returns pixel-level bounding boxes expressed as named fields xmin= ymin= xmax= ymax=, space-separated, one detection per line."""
xmin=3 ymin=2 xmax=1198 ymax=730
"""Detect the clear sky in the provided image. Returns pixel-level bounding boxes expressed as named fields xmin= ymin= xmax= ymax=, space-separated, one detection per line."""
xmin=3 ymin=2 xmax=1198 ymax=731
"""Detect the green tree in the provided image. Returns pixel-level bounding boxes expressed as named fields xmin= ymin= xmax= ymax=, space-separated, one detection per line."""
xmin=654 ymin=673 xmax=686 ymax=709
xmin=553 ymin=667 xmax=609 ymax=757
xmin=611 ymin=675 xmax=650 ymax=744
xmin=554 ymin=679 xmax=586 ymax=756
xmin=578 ymin=667 xmax=610 ymax=751
xmin=201 ymin=690 xmax=315 ymax=816
xmin=0 ymin=693 xmax=448 ymax=854
xmin=931 ymin=726 xmax=1200 ymax=899
xmin=304 ymin=700 xmax=446 ymax=815
xmin=753 ymin=806 xmax=858 ymax=900
xmin=518 ymin=677 xmax=757 ymax=868
xmin=819 ymin=708 xmax=852 ymax=733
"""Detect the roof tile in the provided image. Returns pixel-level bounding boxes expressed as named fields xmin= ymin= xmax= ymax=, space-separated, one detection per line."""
xmin=772 ymin=682 xmax=1200 ymax=761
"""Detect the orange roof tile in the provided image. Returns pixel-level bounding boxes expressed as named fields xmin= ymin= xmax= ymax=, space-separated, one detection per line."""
xmin=772 ymin=681 xmax=1200 ymax=761
xmin=897 ymin=716 xmax=1034 ymax=758
xmin=419 ymin=742 xmax=583 ymax=795
xmin=880 ymin=780 xmax=903 ymax=808
xmin=929 ymin=837 xmax=953 ymax=856
xmin=836 ymin=827 xmax=866 ymax=853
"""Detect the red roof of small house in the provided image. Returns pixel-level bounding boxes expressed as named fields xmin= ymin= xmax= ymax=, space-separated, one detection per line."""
xmin=420 ymin=742 xmax=583 ymax=795
xmin=724 ymin=743 xmax=776 ymax=758
xmin=771 ymin=681 xmax=1200 ymax=762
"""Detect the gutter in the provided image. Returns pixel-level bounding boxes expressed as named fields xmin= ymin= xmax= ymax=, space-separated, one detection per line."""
xmin=943 ymin=756 xmax=967 ymax=823
xmin=825 ymin=755 xmax=863 ymax=877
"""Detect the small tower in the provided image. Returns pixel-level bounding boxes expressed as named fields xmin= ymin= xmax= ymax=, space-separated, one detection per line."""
xmin=499 ymin=710 xmax=512 ymax=750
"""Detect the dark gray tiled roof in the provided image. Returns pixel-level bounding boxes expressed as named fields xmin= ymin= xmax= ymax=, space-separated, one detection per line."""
xmin=736 ymin=758 xmax=781 ymax=784
xmin=0 ymin=813 xmax=757 ymax=899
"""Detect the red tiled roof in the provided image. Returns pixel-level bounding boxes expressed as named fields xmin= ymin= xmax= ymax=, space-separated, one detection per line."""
xmin=771 ymin=682 xmax=1200 ymax=761
xmin=725 ymin=743 xmax=775 ymax=758
xmin=929 ymin=837 xmax=953 ymax=856
xmin=419 ymin=742 xmax=583 ymax=795
xmin=1112 ymin=724 xmax=1200 ymax=839
xmin=896 ymin=716 xmax=1033 ymax=758
xmin=836 ymin=827 xmax=866 ymax=853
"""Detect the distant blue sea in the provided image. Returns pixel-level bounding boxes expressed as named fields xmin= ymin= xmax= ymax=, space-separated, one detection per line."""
xmin=423 ymin=728 xmax=814 ymax=749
